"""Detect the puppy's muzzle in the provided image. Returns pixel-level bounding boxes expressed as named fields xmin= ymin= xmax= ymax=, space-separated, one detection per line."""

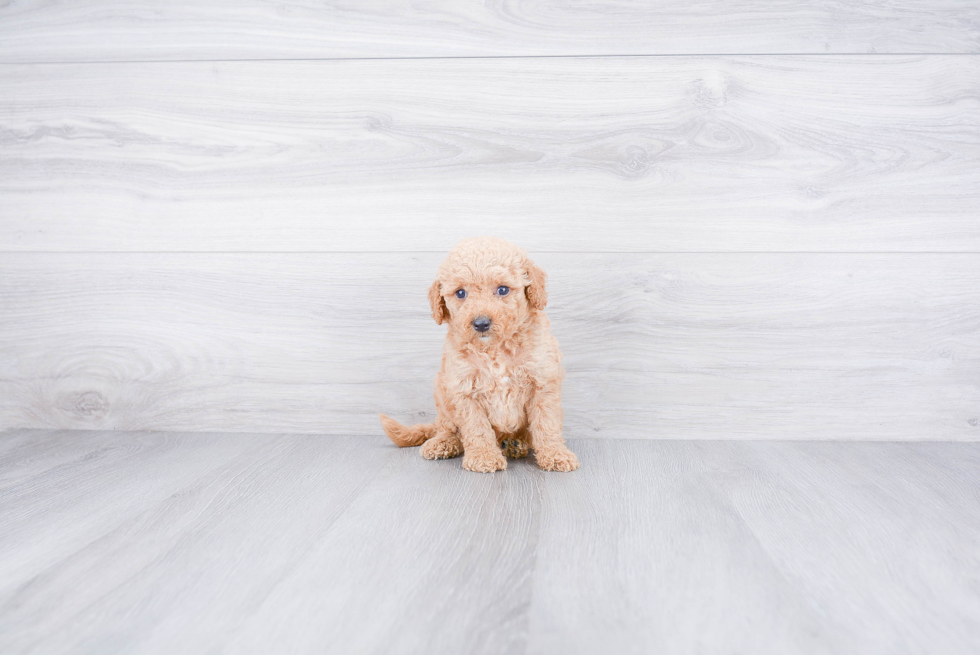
xmin=472 ymin=316 xmax=492 ymax=333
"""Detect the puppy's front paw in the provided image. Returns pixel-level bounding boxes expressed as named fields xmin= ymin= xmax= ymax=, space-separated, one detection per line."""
xmin=420 ymin=435 xmax=463 ymax=460
xmin=536 ymin=447 xmax=579 ymax=472
xmin=462 ymin=449 xmax=507 ymax=473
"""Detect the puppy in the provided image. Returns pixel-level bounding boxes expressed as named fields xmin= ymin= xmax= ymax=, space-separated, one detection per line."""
xmin=380 ymin=236 xmax=579 ymax=473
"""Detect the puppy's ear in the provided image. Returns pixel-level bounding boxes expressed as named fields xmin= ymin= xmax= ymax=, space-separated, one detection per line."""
xmin=428 ymin=279 xmax=448 ymax=324
xmin=524 ymin=257 xmax=548 ymax=310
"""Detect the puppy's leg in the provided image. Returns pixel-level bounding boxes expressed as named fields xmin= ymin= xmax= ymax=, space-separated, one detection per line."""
xmin=420 ymin=425 xmax=463 ymax=460
xmin=528 ymin=385 xmax=579 ymax=472
xmin=457 ymin=398 xmax=507 ymax=473
xmin=501 ymin=429 xmax=530 ymax=459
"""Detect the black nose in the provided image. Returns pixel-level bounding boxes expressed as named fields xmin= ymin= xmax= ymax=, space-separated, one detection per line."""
xmin=472 ymin=316 xmax=491 ymax=333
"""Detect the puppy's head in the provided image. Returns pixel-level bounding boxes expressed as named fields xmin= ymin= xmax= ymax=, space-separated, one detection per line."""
xmin=428 ymin=236 xmax=547 ymax=348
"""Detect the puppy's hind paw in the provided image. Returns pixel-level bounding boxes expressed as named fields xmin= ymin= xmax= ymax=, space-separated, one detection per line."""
xmin=462 ymin=449 xmax=507 ymax=473
xmin=501 ymin=438 xmax=529 ymax=459
xmin=420 ymin=435 xmax=463 ymax=460
xmin=536 ymin=448 xmax=580 ymax=472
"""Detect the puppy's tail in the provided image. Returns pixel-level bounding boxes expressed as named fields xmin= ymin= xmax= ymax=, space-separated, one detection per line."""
xmin=379 ymin=414 xmax=436 ymax=447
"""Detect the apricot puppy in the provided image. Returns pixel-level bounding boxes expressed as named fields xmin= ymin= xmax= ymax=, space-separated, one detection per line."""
xmin=380 ymin=236 xmax=579 ymax=473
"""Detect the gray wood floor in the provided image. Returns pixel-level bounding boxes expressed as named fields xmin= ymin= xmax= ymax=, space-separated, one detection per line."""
xmin=2 ymin=430 xmax=978 ymax=654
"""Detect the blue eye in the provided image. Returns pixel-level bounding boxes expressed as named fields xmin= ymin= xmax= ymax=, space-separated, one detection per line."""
xmin=455 ymin=289 xmax=466 ymax=299
xmin=496 ymin=286 xmax=510 ymax=296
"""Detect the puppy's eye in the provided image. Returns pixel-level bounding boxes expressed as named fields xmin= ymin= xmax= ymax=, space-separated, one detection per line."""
xmin=455 ymin=289 xmax=467 ymax=300
xmin=496 ymin=286 xmax=510 ymax=296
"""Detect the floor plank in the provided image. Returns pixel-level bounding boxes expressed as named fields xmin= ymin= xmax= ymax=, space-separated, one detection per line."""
xmin=2 ymin=253 xmax=977 ymax=439
xmin=717 ymin=441 xmax=980 ymax=653
xmin=2 ymin=57 xmax=978 ymax=252
xmin=0 ymin=1 xmax=977 ymax=61
xmin=526 ymin=440 xmax=843 ymax=654
xmin=0 ymin=432 xmax=277 ymax=603
xmin=0 ymin=432 xmax=978 ymax=654
xmin=0 ymin=434 xmax=393 ymax=653
xmin=228 ymin=439 xmax=541 ymax=655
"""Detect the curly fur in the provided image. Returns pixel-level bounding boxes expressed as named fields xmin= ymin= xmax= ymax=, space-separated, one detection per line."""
xmin=380 ymin=236 xmax=579 ymax=473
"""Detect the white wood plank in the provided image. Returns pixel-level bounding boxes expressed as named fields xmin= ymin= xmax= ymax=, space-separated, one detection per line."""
xmin=2 ymin=433 xmax=978 ymax=653
xmin=1 ymin=252 xmax=977 ymax=439
xmin=0 ymin=1 xmax=977 ymax=61
xmin=2 ymin=56 xmax=978 ymax=252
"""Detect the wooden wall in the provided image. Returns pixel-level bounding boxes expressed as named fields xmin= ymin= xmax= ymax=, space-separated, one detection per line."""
xmin=1 ymin=2 xmax=978 ymax=439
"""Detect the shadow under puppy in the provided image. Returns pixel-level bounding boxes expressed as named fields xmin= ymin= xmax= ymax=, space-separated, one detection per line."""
xmin=380 ymin=236 xmax=579 ymax=473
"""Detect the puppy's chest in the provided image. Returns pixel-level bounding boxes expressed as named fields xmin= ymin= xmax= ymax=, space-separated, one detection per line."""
xmin=471 ymin=363 xmax=532 ymax=432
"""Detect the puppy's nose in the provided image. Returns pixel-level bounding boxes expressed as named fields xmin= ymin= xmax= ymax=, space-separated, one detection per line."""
xmin=472 ymin=316 xmax=492 ymax=333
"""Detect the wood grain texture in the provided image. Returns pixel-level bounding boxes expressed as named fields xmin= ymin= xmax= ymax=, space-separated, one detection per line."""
xmin=526 ymin=439 xmax=980 ymax=654
xmin=0 ymin=432 xmax=394 ymax=653
xmin=0 ymin=430 xmax=277 ymax=616
xmin=1 ymin=432 xmax=978 ymax=653
xmin=2 ymin=56 xmax=978 ymax=252
xmin=0 ymin=1 xmax=977 ymax=62
xmin=1 ymin=252 xmax=977 ymax=439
